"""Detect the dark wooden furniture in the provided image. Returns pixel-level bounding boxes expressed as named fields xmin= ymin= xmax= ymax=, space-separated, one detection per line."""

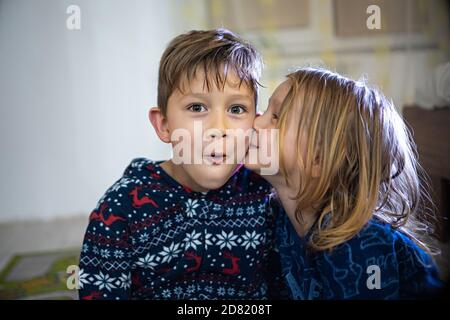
xmin=403 ymin=106 xmax=450 ymax=241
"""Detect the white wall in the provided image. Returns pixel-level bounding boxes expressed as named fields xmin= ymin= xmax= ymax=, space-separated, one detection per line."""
xmin=0 ymin=0 xmax=175 ymax=222
xmin=1 ymin=0 xmax=448 ymax=222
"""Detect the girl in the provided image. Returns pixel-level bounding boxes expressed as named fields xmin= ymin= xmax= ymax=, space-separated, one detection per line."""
xmin=246 ymin=67 xmax=443 ymax=299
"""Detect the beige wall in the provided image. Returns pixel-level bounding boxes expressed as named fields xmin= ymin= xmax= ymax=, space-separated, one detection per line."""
xmin=173 ymin=0 xmax=449 ymax=113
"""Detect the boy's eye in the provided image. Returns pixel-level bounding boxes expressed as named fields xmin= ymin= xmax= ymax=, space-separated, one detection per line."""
xmin=228 ymin=105 xmax=247 ymax=114
xmin=188 ymin=104 xmax=207 ymax=113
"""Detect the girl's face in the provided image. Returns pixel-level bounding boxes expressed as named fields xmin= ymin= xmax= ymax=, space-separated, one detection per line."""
xmin=245 ymin=80 xmax=307 ymax=187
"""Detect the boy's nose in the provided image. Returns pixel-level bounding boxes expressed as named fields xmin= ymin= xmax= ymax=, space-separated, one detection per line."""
xmin=208 ymin=131 xmax=227 ymax=139
xmin=208 ymin=113 xmax=228 ymax=138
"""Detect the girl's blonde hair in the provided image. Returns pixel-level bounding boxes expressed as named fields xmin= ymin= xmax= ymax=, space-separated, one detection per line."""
xmin=278 ymin=67 xmax=438 ymax=253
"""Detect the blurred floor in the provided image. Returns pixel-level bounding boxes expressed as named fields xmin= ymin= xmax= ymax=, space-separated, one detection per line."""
xmin=0 ymin=216 xmax=88 ymax=271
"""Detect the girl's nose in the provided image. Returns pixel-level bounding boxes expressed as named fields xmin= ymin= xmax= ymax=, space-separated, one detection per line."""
xmin=253 ymin=112 xmax=264 ymax=130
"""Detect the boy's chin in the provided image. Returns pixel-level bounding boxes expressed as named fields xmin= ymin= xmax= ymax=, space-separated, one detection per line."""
xmin=243 ymin=162 xmax=260 ymax=172
xmin=243 ymin=161 xmax=280 ymax=178
xmin=189 ymin=163 xmax=238 ymax=191
xmin=243 ymin=156 xmax=264 ymax=174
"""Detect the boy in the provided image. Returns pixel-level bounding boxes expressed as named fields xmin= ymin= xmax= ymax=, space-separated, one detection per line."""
xmin=78 ymin=29 xmax=284 ymax=299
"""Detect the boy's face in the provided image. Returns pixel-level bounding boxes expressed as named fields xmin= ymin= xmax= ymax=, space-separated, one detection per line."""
xmin=155 ymin=68 xmax=256 ymax=191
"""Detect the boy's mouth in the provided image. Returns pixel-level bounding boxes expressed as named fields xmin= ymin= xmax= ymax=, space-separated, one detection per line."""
xmin=203 ymin=152 xmax=227 ymax=165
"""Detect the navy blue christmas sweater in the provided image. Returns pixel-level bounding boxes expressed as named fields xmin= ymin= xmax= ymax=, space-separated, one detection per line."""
xmin=274 ymin=203 xmax=443 ymax=299
xmin=78 ymin=158 xmax=285 ymax=300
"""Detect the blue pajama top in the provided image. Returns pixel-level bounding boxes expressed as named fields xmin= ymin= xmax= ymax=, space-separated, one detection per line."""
xmin=78 ymin=158 xmax=286 ymax=300
xmin=274 ymin=204 xmax=443 ymax=299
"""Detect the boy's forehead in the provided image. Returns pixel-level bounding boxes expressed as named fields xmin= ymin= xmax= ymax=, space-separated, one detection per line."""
xmin=177 ymin=67 xmax=254 ymax=96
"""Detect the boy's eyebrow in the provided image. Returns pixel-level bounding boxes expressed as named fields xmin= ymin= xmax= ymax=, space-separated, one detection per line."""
xmin=183 ymin=92 xmax=253 ymax=100
xmin=227 ymin=94 xmax=253 ymax=100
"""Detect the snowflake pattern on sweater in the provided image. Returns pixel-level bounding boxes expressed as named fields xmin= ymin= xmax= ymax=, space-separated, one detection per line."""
xmin=78 ymin=158 xmax=285 ymax=300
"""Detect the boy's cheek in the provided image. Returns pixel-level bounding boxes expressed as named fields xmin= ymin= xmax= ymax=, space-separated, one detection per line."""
xmin=229 ymin=116 xmax=255 ymax=133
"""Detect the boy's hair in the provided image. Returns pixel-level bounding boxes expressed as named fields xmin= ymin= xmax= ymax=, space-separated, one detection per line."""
xmin=157 ymin=28 xmax=263 ymax=115
xmin=277 ymin=67 xmax=438 ymax=253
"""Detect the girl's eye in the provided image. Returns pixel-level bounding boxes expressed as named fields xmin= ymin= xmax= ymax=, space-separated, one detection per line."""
xmin=272 ymin=113 xmax=279 ymax=120
xmin=228 ymin=105 xmax=247 ymax=114
xmin=188 ymin=104 xmax=207 ymax=113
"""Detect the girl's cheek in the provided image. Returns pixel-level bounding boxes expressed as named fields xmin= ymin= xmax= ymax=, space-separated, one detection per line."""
xmin=282 ymin=130 xmax=299 ymax=170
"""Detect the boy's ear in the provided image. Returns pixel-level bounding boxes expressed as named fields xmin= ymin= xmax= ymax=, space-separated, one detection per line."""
xmin=149 ymin=107 xmax=171 ymax=143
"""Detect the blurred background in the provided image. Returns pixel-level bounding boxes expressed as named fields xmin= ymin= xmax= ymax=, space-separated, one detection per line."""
xmin=0 ymin=0 xmax=448 ymax=299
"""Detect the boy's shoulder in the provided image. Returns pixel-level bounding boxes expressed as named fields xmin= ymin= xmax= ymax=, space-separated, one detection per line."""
xmin=122 ymin=157 xmax=159 ymax=180
xmin=103 ymin=158 xmax=162 ymax=195
xmin=94 ymin=158 xmax=165 ymax=215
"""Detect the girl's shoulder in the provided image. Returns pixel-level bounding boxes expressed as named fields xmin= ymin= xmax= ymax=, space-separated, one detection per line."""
xmin=327 ymin=218 xmax=441 ymax=281
xmin=355 ymin=219 xmax=428 ymax=254
xmin=348 ymin=219 xmax=428 ymax=259
xmin=348 ymin=219 xmax=442 ymax=282
xmin=325 ymin=219 xmax=442 ymax=298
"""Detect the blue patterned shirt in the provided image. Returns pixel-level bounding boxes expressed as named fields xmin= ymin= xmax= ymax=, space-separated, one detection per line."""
xmin=78 ymin=158 xmax=285 ymax=300
xmin=275 ymin=205 xmax=443 ymax=299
